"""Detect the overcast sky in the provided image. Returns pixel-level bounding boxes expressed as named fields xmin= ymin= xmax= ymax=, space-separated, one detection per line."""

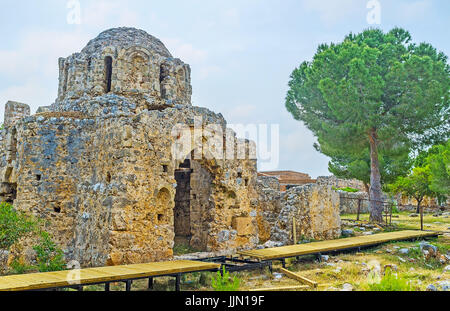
xmin=0 ymin=0 xmax=448 ymax=177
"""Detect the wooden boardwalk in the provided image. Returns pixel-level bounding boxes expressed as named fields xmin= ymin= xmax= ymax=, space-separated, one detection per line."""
xmin=0 ymin=260 xmax=220 ymax=291
xmin=0 ymin=230 xmax=440 ymax=291
xmin=238 ymin=230 xmax=439 ymax=261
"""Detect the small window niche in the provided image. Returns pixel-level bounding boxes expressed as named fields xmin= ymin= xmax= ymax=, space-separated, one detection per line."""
xmin=104 ymin=56 xmax=113 ymax=93
xmin=157 ymin=214 xmax=164 ymax=223
xmin=162 ymin=165 xmax=168 ymax=173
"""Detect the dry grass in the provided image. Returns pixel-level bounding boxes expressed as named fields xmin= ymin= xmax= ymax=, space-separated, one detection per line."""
xmin=342 ymin=211 xmax=450 ymax=232
xmin=67 ymin=212 xmax=449 ymax=291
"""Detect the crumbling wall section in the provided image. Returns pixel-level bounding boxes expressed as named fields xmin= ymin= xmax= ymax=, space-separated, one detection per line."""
xmin=338 ymin=191 xmax=370 ymax=214
xmin=316 ymin=175 xmax=366 ymax=192
xmin=261 ymin=184 xmax=341 ymax=245
xmin=3 ymin=104 xmax=259 ymax=267
xmin=255 ymin=176 xmax=282 ymax=244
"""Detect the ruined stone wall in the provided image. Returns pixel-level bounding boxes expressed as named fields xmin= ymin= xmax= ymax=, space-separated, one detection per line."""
xmin=4 ymin=103 xmax=258 ymax=266
xmin=316 ymin=175 xmax=366 ymax=192
xmin=256 ymin=182 xmax=341 ymax=245
xmin=255 ymin=181 xmax=342 ymax=245
xmin=0 ymin=101 xmax=31 ymax=204
xmin=338 ymin=191 xmax=370 ymax=214
xmin=397 ymin=195 xmax=440 ymax=210
xmin=255 ymin=176 xmax=282 ymax=244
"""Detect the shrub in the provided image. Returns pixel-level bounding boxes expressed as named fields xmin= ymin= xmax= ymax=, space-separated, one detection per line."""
xmin=33 ymin=231 xmax=65 ymax=272
xmin=199 ymin=272 xmax=212 ymax=287
xmin=0 ymin=202 xmax=37 ymax=249
xmin=368 ymin=268 xmax=413 ymax=291
xmin=211 ymin=267 xmax=241 ymax=291
xmin=9 ymin=259 xmax=34 ymax=274
xmin=390 ymin=202 xmax=400 ymax=214
xmin=332 ymin=187 xmax=360 ymax=193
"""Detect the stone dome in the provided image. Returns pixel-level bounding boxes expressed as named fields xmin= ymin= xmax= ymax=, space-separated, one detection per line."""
xmin=80 ymin=27 xmax=172 ymax=58
xmin=54 ymin=27 xmax=192 ymax=113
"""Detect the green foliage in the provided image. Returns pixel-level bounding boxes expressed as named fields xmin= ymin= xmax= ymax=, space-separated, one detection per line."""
xmin=388 ymin=199 xmax=399 ymax=214
xmin=173 ymin=243 xmax=201 ymax=256
xmin=286 ymin=28 xmax=450 ymax=221
xmin=33 ymin=231 xmax=65 ymax=272
xmin=9 ymin=259 xmax=34 ymax=274
xmin=426 ymin=140 xmax=450 ymax=197
xmin=199 ymin=272 xmax=213 ymax=287
xmin=0 ymin=202 xmax=65 ymax=274
xmin=328 ymin=147 xmax=412 ymax=189
xmin=332 ymin=186 xmax=359 ymax=193
xmin=368 ymin=268 xmax=413 ymax=291
xmin=211 ymin=267 xmax=241 ymax=291
xmin=0 ymin=202 xmax=37 ymax=249
xmin=388 ymin=167 xmax=437 ymax=212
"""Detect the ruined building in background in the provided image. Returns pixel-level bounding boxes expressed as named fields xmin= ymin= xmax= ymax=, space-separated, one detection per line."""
xmin=0 ymin=28 xmax=341 ymax=267
xmin=258 ymin=171 xmax=316 ymax=191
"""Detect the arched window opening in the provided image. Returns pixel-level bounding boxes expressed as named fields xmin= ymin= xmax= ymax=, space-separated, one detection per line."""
xmin=62 ymin=64 xmax=69 ymax=95
xmin=104 ymin=56 xmax=113 ymax=93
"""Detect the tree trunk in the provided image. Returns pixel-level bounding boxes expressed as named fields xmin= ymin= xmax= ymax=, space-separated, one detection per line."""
xmin=368 ymin=129 xmax=383 ymax=223
xmin=416 ymin=198 xmax=423 ymax=214
xmin=364 ymin=182 xmax=370 ymax=199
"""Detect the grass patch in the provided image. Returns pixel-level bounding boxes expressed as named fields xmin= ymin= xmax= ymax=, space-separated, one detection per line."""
xmin=173 ymin=243 xmax=201 ymax=256
xmin=366 ymin=268 xmax=414 ymax=291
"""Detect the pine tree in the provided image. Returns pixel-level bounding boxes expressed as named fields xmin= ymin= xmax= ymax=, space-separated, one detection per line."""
xmin=286 ymin=28 xmax=449 ymax=222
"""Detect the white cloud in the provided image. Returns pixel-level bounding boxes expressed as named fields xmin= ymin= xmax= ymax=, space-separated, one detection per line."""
xmin=300 ymin=0 xmax=362 ymax=25
xmin=164 ymin=39 xmax=208 ymax=63
xmin=0 ymin=30 xmax=90 ymax=79
xmin=163 ymin=38 xmax=222 ymax=79
xmin=82 ymin=0 xmax=142 ymax=28
xmin=198 ymin=65 xmax=222 ymax=79
xmin=226 ymin=104 xmax=257 ymax=120
xmin=0 ymin=81 xmax=55 ymax=122
xmin=0 ymin=29 xmax=92 ymax=122
xmin=222 ymin=8 xmax=240 ymax=27
xmin=393 ymin=0 xmax=432 ymax=22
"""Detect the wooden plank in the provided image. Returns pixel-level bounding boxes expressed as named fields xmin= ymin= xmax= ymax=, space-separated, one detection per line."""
xmin=0 ymin=260 xmax=220 ymax=291
xmin=238 ymin=230 xmax=438 ymax=260
xmin=278 ymin=268 xmax=317 ymax=288
xmin=248 ymin=285 xmax=310 ymax=292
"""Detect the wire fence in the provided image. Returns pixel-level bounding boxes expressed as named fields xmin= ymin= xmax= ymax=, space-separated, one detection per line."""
xmin=339 ymin=195 xmax=444 ymax=230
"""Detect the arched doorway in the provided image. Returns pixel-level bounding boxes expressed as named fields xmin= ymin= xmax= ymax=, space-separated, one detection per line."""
xmin=173 ymin=154 xmax=214 ymax=252
xmin=174 ymin=159 xmax=192 ymax=246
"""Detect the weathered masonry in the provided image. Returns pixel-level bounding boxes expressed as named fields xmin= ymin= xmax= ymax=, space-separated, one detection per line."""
xmin=0 ymin=28 xmax=342 ymax=268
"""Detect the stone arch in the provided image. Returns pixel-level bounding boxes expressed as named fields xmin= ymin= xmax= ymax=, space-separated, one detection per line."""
xmin=155 ymin=187 xmax=172 ymax=224
xmin=159 ymin=61 xmax=175 ymax=101
xmin=123 ymin=47 xmax=151 ymax=93
xmin=172 ymin=144 xmax=222 ymax=251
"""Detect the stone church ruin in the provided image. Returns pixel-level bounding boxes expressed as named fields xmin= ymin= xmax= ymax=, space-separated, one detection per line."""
xmin=0 ymin=28 xmax=342 ymax=267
